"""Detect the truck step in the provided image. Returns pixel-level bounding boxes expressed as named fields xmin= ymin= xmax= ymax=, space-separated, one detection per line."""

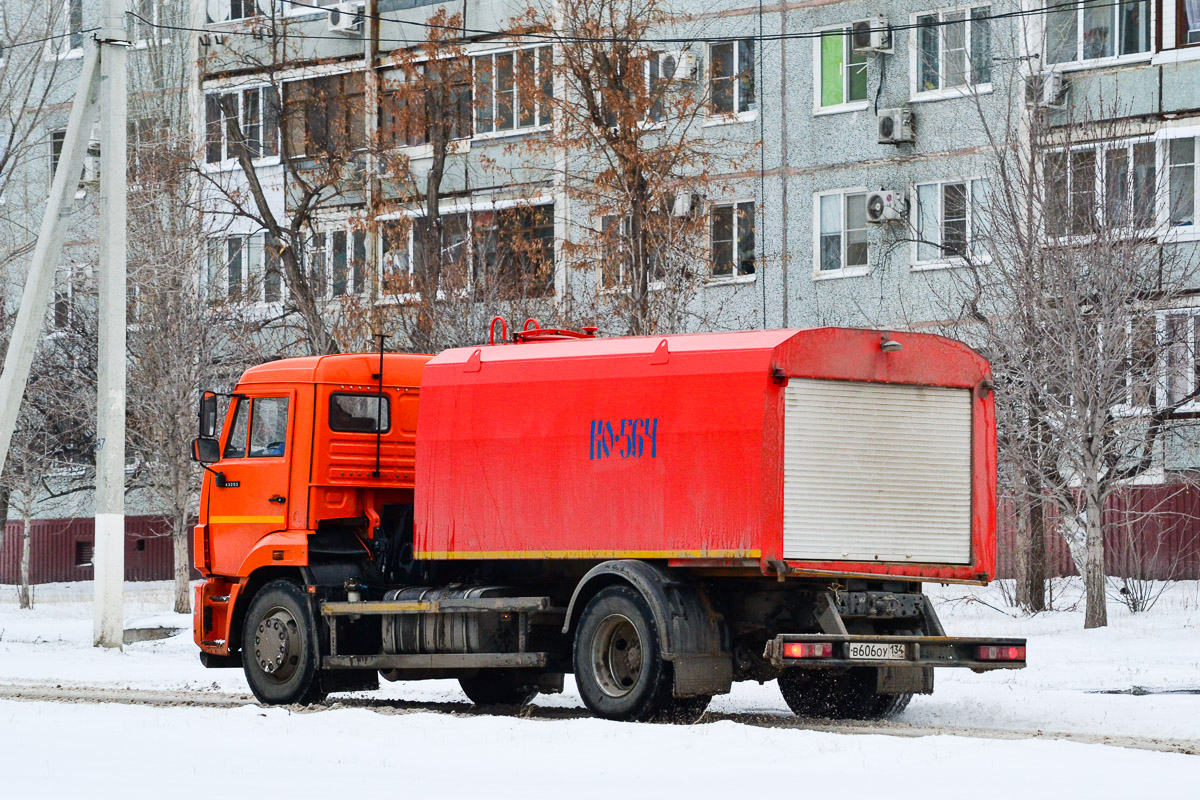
xmin=321 ymin=597 xmax=556 ymax=616
xmin=322 ymin=652 xmax=548 ymax=670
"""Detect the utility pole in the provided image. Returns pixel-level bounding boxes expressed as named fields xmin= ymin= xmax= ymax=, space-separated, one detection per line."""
xmin=93 ymin=0 xmax=130 ymax=649
xmin=0 ymin=3 xmax=128 ymax=648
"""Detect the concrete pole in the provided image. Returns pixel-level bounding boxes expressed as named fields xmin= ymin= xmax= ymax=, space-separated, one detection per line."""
xmin=0 ymin=48 xmax=100 ymax=489
xmin=93 ymin=0 xmax=130 ymax=649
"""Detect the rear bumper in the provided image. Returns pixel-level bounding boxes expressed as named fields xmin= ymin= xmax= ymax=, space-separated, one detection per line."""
xmin=764 ymin=634 xmax=1027 ymax=671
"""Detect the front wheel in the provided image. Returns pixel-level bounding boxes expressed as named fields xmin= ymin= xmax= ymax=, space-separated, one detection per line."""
xmin=241 ymin=580 xmax=325 ymax=705
xmin=778 ymin=667 xmax=911 ymax=720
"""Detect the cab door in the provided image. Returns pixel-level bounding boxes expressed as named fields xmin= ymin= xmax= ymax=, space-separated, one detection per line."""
xmin=208 ymin=390 xmax=295 ymax=576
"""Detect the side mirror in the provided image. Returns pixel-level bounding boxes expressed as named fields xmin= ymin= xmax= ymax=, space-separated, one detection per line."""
xmin=192 ymin=436 xmax=220 ymax=464
xmin=199 ymin=391 xmax=219 ymax=439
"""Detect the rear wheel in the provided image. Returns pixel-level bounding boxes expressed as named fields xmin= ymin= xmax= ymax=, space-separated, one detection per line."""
xmin=573 ymin=585 xmax=675 ymax=722
xmin=778 ymin=667 xmax=911 ymax=720
xmin=241 ymin=580 xmax=325 ymax=706
xmin=459 ymin=670 xmax=539 ymax=707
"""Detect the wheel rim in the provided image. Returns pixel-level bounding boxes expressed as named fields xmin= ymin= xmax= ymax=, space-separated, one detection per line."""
xmin=253 ymin=605 xmax=301 ymax=684
xmin=591 ymin=613 xmax=644 ymax=698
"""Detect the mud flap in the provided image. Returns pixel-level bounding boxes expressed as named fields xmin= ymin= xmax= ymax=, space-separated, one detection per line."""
xmin=672 ymin=655 xmax=734 ymax=698
xmin=877 ymin=666 xmax=934 ymax=695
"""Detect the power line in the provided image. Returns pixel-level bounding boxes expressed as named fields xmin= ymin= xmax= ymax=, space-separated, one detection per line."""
xmin=2 ymin=27 xmax=100 ymax=52
xmin=152 ymin=0 xmax=1127 ymax=49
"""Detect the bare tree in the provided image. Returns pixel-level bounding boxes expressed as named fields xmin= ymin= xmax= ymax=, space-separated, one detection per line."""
xmin=515 ymin=0 xmax=753 ymax=336
xmin=126 ymin=2 xmax=261 ymax=613
xmin=917 ymin=65 xmax=1200 ymax=627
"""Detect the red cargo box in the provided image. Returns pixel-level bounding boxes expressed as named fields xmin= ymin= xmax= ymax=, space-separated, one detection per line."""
xmin=414 ymin=328 xmax=996 ymax=584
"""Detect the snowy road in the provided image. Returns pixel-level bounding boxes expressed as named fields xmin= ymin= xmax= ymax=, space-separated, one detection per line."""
xmin=1 ymin=580 xmax=1198 ymax=797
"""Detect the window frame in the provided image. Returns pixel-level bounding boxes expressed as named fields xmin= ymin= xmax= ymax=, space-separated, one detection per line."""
xmin=305 ymin=225 xmax=370 ymax=300
xmin=813 ymin=188 xmax=870 ymax=278
xmin=912 ymin=177 xmax=990 ymax=268
xmin=1164 ymin=130 xmax=1199 ymax=234
xmin=328 ymin=393 xmax=392 ymax=434
xmin=708 ymin=200 xmax=757 ymax=282
xmin=1044 ymin=137 xmax=1160 ymax=241
xmin=1178 ymin=0 xmax=1200 ymax=47
xmin=1043 ymin=0 xmax=1154 ymax=69
xmin=910 ymin=4 xmax=993 ymax=101
xmin=471 ymin=45 xmax=553 ymax=140
xmin=813 ymin=24 xmax=869 ymax=114
xmin=378 ymin=197 xmax=557 ymax=301
xmin=203 ymin=85 xmax=281 ymax=168
xmin=708 ymin=39 xmax=757 ymax=121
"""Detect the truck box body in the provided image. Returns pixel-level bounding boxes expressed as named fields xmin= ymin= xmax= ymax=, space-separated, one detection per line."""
xmin=415 ymin=327 xmax=996 ymax=584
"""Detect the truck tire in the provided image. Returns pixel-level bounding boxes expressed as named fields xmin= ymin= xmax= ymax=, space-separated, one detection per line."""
xmin=573 ymin=585 xmax=675 ymax=722
xmin=241 ymin=580 xmax=325 ymax=706
xmin=459 ymin=670 xmax=539 ymax=707
xmin=778 ymin=667 xmax=911 ymax=720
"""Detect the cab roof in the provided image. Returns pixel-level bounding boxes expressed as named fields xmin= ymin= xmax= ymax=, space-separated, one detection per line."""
xmin=238 ymin=352 xmax=432 ymax=388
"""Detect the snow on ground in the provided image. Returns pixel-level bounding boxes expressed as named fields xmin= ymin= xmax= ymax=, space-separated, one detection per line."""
xmin=0 ymin=580 xmax=1198 ymax=797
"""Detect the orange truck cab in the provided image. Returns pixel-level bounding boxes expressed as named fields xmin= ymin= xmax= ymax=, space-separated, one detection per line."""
xmin=191 ymin=325 xmax=1025 ymax=721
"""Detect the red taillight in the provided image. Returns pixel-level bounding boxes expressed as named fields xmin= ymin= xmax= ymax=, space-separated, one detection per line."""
xmin=976 ymin=645 xmax=1026 ymax=661
xmin=783 ymin=642 xmax=834 ymax=659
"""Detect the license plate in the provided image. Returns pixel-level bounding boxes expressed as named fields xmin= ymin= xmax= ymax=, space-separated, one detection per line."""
xmin=847 ymin=642 xmax=907 ymax=661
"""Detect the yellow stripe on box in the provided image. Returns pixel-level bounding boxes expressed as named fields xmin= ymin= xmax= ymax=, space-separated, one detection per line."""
xmin=209 ymin=516 xmax=286 ymax=525
xmin=413 ymin=549 xmax=762 ymax=561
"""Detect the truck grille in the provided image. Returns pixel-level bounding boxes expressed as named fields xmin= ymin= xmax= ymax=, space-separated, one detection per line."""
xmin=782 ymin=379 xmax=973 ymax=565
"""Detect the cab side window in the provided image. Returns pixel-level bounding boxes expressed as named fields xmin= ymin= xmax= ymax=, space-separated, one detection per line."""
xmin=248 ymin=397 xmax=289 ymax=458
xmin=329 ymin=393 xmax=390 ymax=433
xmin=222 ymin=397 xmax=249 ymax=459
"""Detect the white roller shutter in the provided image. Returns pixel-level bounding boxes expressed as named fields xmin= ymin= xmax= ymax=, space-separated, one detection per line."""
xmin=783 ymin=379 xmax=972 ymax=565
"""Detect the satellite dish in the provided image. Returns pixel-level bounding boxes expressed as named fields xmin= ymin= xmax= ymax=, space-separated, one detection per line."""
xmin=206 ymin=0 xmax=231 ymax=24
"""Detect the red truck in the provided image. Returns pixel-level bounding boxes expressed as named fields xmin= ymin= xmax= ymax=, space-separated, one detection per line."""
xmin=191 ymin=324 xmax=1025 ymax=722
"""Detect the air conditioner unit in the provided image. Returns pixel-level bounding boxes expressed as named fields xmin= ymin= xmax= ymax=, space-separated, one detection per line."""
xmin=658 ymin=50 xmax=695 ymax=81
xmin=1039 ymin=70 xmax=1067 ymax=108
xmin=866 ymin=190 xmax=905 ymax=224
xmin=327 ymin=2 xmax=364 ymax=35
xmin=671 ymin=190 xmax=698 ymax=217
xmin=852 ymin=16 xmax=893 ymax=53
xmin=877 ymin=108 xmax=914 ymax=144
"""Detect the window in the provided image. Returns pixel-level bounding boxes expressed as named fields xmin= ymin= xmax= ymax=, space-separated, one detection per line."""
xmin=599 ymin=215 xmax=666 ymax=287
xmin=132 ymin=0 xmax=163 ymax=45
xmin=306 ymin=228 xmax=368 ymax=298
xmin=1045 ymin=141 xmax=1156 ymax=236
xmin=50 ymin=129 xmax=65 ymax=179
xmin=817 ymin=192 xmax=868 ymax=273
xmin=1169 ymin=136 xmax=1196 ymax=227
xmin=66 ymin=0 xmax=83 ymax=51
xmin=248 ymin=397 xmax=289 ymax=457
xmin=474 ymin=204 xmax=556 ymax=296
xmin=329 ymin=394 xmax=390 ymax=433
xmin=817 ymin=28 xmax=868 ymax=110
xmin=474 ymin=47 xmax=552 ymax=136
xmin=223 ymin=397 xmax=249 ymax=458
xmin=74 ymin=540 xmax=93 ymax=567
xmin=207 ymin=0 xmax=259 ymax=23
xmin=915 ymin=179 xmax=989 ymax=263
xmin=53 ymin=268 xmax=73 ymax=331
xmin=710 ymin=202 xmax=756 ymax=277
xmin=204 ymin=86 xmax=280 ymax=164
xmin=1180 ymin=0 xmax=1200 ymax=45
xmin=710 ymin=39 xmax=755 ymax=115
xmin=380 ymin=62 xmax=473 ymax=147
xmin=1127 ymin=314 xmax=1157 ymax=407
xmin=1045 ymin=1 xmax=1151 ymax=64
xmin=284 ymin=74 xmax=365 ymax=158
xmin=207 ymin=234 xmax=279 ymax=303
xmin=916 ymin=6 xmax=991 ymax=94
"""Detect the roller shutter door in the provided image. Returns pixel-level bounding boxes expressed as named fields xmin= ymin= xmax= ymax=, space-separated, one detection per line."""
xmin=783 ymin=379 xmax=972 ymax=564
